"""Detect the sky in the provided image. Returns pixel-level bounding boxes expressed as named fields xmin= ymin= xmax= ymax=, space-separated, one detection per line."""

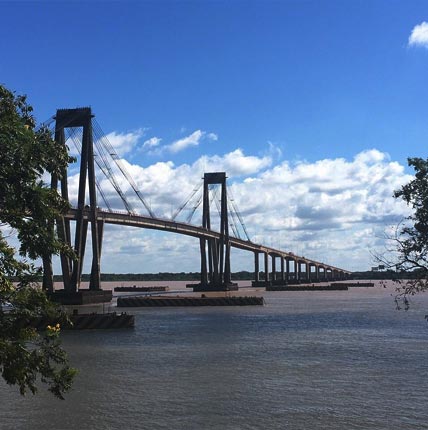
xmin=1 ymin=0 xmax=428 ymax=274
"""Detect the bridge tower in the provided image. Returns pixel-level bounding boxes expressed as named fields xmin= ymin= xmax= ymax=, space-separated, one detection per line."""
xmin=193 ymin=172 xmax=238 ymax=291
xmin=49 ymin=107 xmax=111 ymax=304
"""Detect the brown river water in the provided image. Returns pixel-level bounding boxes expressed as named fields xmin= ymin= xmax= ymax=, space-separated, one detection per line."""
xmin=1 ymin=280 xmax=427 ymax=430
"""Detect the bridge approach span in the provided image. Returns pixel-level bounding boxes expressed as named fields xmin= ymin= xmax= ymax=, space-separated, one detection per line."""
xmin=65 ymin=208 xmax=350 ymax=275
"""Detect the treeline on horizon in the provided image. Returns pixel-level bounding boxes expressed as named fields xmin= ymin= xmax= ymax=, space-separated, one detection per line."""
xmin=51 ymin=271 xmax=255 ymax=282
xmin=47 ymin=269 xmax=420 ymax=282
xmin=351 ymin=269 xmax=425 ymax=280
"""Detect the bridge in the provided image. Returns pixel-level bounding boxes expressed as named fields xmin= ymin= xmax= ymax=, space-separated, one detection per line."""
xmin=42 ymin=107 xmax=351 ymax=302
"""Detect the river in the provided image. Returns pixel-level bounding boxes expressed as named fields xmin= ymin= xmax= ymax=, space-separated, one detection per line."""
xmin=1 ymin=281 xmax=427 ymax=429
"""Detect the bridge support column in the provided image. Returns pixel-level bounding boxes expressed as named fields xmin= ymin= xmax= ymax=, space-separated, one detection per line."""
xmin=271 ymin=255 xmax=276 ymax=281
xmin=270 ymin=255 xmax=287 ymax=286
xmin=254 ymin=252 xmax=260 ymax=282
xmin=309 ymin=263 xmax=319 ymax=283
xmin=51 ymin=125 xmax=74 ymax=292
xmin=193 ymin=172 xmax=237 ymax=292
xmin=297 ymin=261 xmax=302 ymax=283
xmin=280 ymin=257 xmax=285 ymax=282
xmin=48 ymin=108 xmax=111 ymax=305
xmin=264 ymin=252 xmax=270 ymax=286
xmin=286 ymin=258 xmax=290 ymax=282
xmin=200 ymin=238 xmax=208 ymax=285
xmin=90 ymin=218 xmax=104 ymax=290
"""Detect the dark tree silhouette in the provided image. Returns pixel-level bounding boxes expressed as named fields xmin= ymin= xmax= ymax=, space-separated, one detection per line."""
xmin=0 ymin=84 xmax=76 ymax=398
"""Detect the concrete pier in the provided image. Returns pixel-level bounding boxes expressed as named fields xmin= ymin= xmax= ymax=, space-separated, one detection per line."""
xmin=190 ymin=282 xmax=239 ymax=292
xmin=266 ymin=284 xmax=349 ymax=291
xmin=117 ymin=295 xmax=264 ymax=307
xmin=49 ymin=289 xmax=113 ymax=305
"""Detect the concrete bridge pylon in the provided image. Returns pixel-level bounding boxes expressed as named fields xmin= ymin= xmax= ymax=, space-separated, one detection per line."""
xmin=46 ymin=107 xmax=111 ymax=304
xmin=192 ymin=172 xmax=238 ymax=292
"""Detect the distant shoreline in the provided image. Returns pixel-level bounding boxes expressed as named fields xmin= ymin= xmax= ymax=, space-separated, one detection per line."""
xmin=48 ymin=270 xmax=404 ymax=283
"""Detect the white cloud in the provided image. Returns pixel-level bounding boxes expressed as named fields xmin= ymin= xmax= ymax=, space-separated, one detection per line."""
xmin=164 ymin=130 xmax=218 ymax=153
xmin=354 ymin=148 xmax=387 ymax=164
xmin=408 ymin=21 xmax=428 ymax=48
xmin=143 ymin=136 xmax=162 ymax=148
xmin=193 ymin=149 xmax=272 ymax=177
xmin=167 ymin=130 xmax=205 ymax=153
xmin=63 ymin=146 xmax=413 ymax=274
xmin=103 ymin=129 xmax=145 ymax=156
xmin=267 ymin=141 xmax=283 ymax=160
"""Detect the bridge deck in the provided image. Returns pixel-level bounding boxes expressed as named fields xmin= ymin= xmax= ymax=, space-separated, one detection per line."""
xmin=65 ymin=208 xmax=351 ymax=274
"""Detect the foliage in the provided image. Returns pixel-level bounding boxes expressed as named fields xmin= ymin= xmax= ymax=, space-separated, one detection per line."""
xmin=0 ymin=84 xmax=76 ymax=399
xmin=0 ymin=85 xmax=70 ymax=259
xmin=383 ymin=157 xmax=428 ymax=307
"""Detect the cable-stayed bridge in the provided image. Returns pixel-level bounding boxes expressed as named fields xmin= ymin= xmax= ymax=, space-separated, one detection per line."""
xmin=42 ymin=107 xmax=350 ymax=300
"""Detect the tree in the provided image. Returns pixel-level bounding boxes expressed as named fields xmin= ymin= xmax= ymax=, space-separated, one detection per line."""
xmin=382 ymin=157 xmax=428 ymax=308
xmin=0 ymin=84 xmax=76 ymax=399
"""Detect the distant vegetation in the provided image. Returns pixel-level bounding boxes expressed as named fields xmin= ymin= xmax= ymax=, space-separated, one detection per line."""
xmin=53 ymin=271 xmax=257 ymax=282
xmin=351 ymin=270 xmax=420 ymax=280
xmin=374 ymin=157 xmax=428 ymax=302
xmin=49 ymin=270 xmax=415 ymax=282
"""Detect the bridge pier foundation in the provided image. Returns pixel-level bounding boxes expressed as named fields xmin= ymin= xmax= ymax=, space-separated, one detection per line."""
xmin=49 ymin=289 xmax=112 ymax=305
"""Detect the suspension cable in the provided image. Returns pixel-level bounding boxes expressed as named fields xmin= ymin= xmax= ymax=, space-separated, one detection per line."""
xmin=228 ymin=199 xmax=241 ymax=239
xmin=92 ymin=119 xmax=155 ymax=217
xmin=89 ymin=125 xmax=135 ymax=214
xmin=67 ymin=127 xmax=125 ymax=213
xmin=172 ymin=180 xmax=203 ymax=221
xmin=227 ymin=186 xmax=251 ymax=241
xmin=186 ymin=193 xmax=203 ymax=224
xmin=37 ymin=115 xmax=56 ymax=131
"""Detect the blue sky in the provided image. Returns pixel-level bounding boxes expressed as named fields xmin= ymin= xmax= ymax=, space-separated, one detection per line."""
xmin=1 ymin=1 xmax=428 ymax=273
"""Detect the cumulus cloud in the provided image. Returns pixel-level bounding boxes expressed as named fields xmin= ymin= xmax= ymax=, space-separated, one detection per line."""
xmin=167 ymin=130 xmax=204 ymax=153
xmin=166 ymin=130 xmax=217 ymax=153
xmin=143 ymin=136 xmax=162 ymax=148
xmin=64 ymin=145 xmax=413 ymax=273
xmin=193 ymin=149 xmax=272 ymax=177
xmin=408 ymin=21 xmax=428 ymax=48
xmin=103 ymin=129 xmax=145 ymax=156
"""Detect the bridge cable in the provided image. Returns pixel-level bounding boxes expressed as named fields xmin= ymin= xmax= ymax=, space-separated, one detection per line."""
xmin=66 ymin=128 xmax=114 ymax=212
xmin=228 ymin=199 xmax=241 ymax=239
xmin=210 ymin=185 xmax=238 ymax=238
xmin=38 ymin=115 xmax=56 ymax=131
xmin=171 ymin=180 xmax=203 ymax=221
xmin=228 ymin=198 xmax=245 ymax=240
xmin=90 ymin=127 xmax=135 ymax=213
xmin=67 ymin=127 xmax=129 ymax=213
xmin=210 ymin=186 xmax=224 ymax=227
xmin=185 ymin=193 xmax=203 ymax=224
xmin=209 ymin=185 xmax=239 ymax=239
xmin=92 ymin=119 xmax=155 ymax=218
xmin=227 ymin=186 xmax=251 ymax=241
xmin=46 ymin=119 xmax=129 ymax=213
